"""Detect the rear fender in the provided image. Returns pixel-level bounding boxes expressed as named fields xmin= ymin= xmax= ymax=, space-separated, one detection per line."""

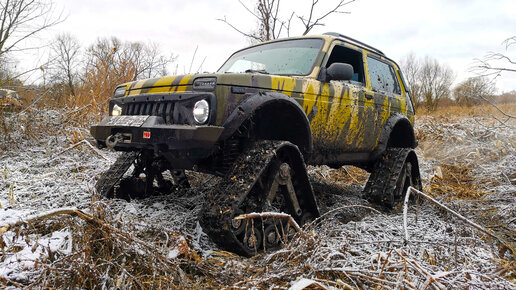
xmin=371 ymin=113 xmax=417 ymax=161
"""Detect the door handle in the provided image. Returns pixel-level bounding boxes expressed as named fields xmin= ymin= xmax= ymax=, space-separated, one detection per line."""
xmin=365 ymin=93 xmax=374 ymax=100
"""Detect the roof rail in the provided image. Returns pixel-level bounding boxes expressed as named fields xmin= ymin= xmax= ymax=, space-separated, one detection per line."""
xmin=323 ymin=32 xmax=384 ymax=55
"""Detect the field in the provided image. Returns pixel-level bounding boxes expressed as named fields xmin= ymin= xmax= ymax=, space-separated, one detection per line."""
xmin=0 ymin=104 xmax=515 ymax=288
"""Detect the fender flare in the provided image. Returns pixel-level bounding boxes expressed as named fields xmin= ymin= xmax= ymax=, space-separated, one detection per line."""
xmin=370 ymin=113 xmax=417 ymax=161
xmin=219 ymin=92 xmax=313 ymax=154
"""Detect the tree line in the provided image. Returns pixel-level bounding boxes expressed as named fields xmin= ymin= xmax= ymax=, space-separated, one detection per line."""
xmin=0 ymin=0 xmax=513 ymax=113
xmin=44 ymin=34 xmax=175 ymax=106
xmin=399 ymin=54 xmax=502 ymax=110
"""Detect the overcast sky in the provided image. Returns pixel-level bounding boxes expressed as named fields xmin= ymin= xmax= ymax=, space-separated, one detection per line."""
xmin=18 ymin=0 xmax=516 ymax=92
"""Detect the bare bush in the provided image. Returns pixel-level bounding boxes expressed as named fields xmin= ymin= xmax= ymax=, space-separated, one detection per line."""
xmin=453 ymin=76 xmax=495 ymax=107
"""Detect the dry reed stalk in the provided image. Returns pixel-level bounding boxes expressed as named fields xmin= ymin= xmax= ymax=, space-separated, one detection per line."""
xmin=403 ymin=186 xmax=515 ymax=257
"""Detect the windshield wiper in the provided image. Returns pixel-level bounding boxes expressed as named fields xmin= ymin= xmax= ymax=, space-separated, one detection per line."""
xmin=244 ymin=69 xmax=269 ymax=74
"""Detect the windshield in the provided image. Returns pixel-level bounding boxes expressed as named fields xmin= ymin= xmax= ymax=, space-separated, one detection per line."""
xmin=218 ymin=38 xmax=324 ymax=76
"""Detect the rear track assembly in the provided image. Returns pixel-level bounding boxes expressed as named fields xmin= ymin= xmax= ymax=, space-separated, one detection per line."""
xmin=363 ymin=147 xmax=422 ymax=208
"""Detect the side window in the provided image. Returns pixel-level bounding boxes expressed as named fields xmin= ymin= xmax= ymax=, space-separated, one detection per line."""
xmin=325 ymin=45 xmax=365 ymax=86
xmin=367 ymin=56 xmax=401 ymax=94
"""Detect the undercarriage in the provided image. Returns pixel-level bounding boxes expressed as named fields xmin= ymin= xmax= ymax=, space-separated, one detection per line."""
xmin=95 ymin=140 xmax=421 ymax=256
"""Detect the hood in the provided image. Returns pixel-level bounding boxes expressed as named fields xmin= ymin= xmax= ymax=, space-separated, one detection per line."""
xmin=121 ymin=73 xmax=307 ymax=97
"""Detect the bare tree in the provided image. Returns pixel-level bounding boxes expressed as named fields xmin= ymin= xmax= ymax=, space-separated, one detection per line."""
xmin=399 ymin=52 xmax=421 ymax=103
xmin=419 ymin=56 xmax=455 ymax=110
xmin=218 ymin=0 xmax=288 ymax=43
xmin=0 ymin=0 xmax=63 ymax=57
xmin=83 ymin=37 xmax=136 ymax=106
xmin=298 ymin=0 xmax=354 ymax=36
xmin=49 ymin=33 xmax=81 ymax=97
xmin=453 ymin=77 xmax=495 ymax=106
xmin=122 ymin=41 xmax=175 ymax=79
xmin=219 ymin=0 xmax=355 ymax=43
xmin=0 ymin=54 xmax=14 ymax=84
xmin=400 ymin=54 xmax=454 ymax=110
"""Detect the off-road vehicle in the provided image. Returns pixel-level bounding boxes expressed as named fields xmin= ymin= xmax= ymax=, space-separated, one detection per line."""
xmin=91 ymin=33 xmax=422 ymax=256
xmin=0 ymin=89 xmax=21 ymax=111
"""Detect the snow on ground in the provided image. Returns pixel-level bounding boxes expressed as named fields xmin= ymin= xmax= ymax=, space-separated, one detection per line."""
xmin=0 ymin=109 xmax=514 ymax=288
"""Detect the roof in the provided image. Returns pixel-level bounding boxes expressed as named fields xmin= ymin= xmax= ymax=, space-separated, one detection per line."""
xmin=323 ymin=32 xmax=385 ymax=55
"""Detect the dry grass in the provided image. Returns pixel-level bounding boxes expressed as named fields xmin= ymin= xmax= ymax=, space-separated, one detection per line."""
xmin=310 ymin=165 xmax=369 ymax=185
xmin=5 ymin=203 xmax=511 ymax=289
xmin=428 ymin=164 xmax=485 ymax=200
xmin=1 ymin=94 xmax=514 ymax=288
xmin=0 ymin=205 xmax=224 ymax=288
xmin=417 ymin=102 xmax=516 ymax=118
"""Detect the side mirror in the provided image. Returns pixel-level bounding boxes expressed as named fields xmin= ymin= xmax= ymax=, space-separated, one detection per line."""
xmin=327 ymin=63 xmax=354 ymax=81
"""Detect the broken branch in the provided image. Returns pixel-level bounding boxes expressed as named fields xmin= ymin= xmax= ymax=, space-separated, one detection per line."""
xmin=234 ymin=211 xmax=305 ymax=238
xmin=53 ymin=139 xmax=109 ymax=160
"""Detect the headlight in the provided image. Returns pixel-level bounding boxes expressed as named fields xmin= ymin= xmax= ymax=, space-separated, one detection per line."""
xmin=111 ymin=104 xmax=122 ymax=116
xmin=113 ymin=86 xmax=126 ymax=98
xmin=193 ymin=100 xmax=209 ymax=124
xmin=193 ymin=77 xmax=216 ymax=91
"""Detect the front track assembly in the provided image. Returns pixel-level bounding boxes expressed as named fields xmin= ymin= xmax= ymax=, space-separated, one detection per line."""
xmin=95 ymin=151 xmax=190 ymax=200
xmin=200 ymin=140 xmax=319 ymax=256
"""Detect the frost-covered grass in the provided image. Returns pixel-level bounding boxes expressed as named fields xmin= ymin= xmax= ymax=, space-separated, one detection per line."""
xmin=0 ymin=108 xmax=514 ymax=288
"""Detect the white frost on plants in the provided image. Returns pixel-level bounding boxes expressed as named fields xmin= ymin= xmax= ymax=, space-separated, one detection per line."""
xmin=0 ymin=229 xmax=72 ymax=281
xmin=0 ymin=109 xmax=514 ymax=288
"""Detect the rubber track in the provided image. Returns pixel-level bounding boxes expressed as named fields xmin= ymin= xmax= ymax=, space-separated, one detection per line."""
xmin=95 ymin=152 xmax=138 ymax=198
xmin=363 ymin=147 xmax=411 ymax=208
xmin=200 ymin=140 xmax=315 ymax=256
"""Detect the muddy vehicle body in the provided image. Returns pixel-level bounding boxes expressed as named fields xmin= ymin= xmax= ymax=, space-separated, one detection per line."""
xmin=91 ymin=33 xmax=421 ymax=256
xmin=0 ymin=89 xmax=21 ymax=111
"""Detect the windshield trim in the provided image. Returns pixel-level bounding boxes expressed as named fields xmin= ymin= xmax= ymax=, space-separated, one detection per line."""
xmin=217 ymin=37 xmax=326 ymax=77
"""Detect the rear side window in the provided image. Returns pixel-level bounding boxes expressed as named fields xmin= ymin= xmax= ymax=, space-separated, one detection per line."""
xmin=367 ymin=56 xmax=401 ymax=94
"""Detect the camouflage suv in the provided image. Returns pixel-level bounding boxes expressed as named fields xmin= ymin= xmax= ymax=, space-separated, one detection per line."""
xmin=0 ymin=89 xmax=21 ymax=111
xmin=91 ymin=33 xmax=421 ymax=255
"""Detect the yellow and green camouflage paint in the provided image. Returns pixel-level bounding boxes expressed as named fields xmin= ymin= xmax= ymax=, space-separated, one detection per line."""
xmin=115 ymin=35 xmax=415 ymax=159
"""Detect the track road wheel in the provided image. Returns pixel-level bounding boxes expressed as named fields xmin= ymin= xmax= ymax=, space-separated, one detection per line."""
xmin=200 ymin=140 xmax=319 ymax=256
xmin=363 ymin=147 xmax=422 ymax=209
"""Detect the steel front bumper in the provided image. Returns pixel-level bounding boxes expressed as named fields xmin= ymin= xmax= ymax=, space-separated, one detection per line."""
xmin=90 ymin=115 xmax=223 ymax=154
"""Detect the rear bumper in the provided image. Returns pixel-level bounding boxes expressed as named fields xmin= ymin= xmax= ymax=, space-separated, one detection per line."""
xmin=90 ymin=115 xmax=223 ymax=154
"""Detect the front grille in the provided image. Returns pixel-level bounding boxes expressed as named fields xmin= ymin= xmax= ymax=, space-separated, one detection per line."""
xmin=114 ymin=92 xmax=214 ymax=125
xmin=125 ymin=102 xmax=175 ymax=124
